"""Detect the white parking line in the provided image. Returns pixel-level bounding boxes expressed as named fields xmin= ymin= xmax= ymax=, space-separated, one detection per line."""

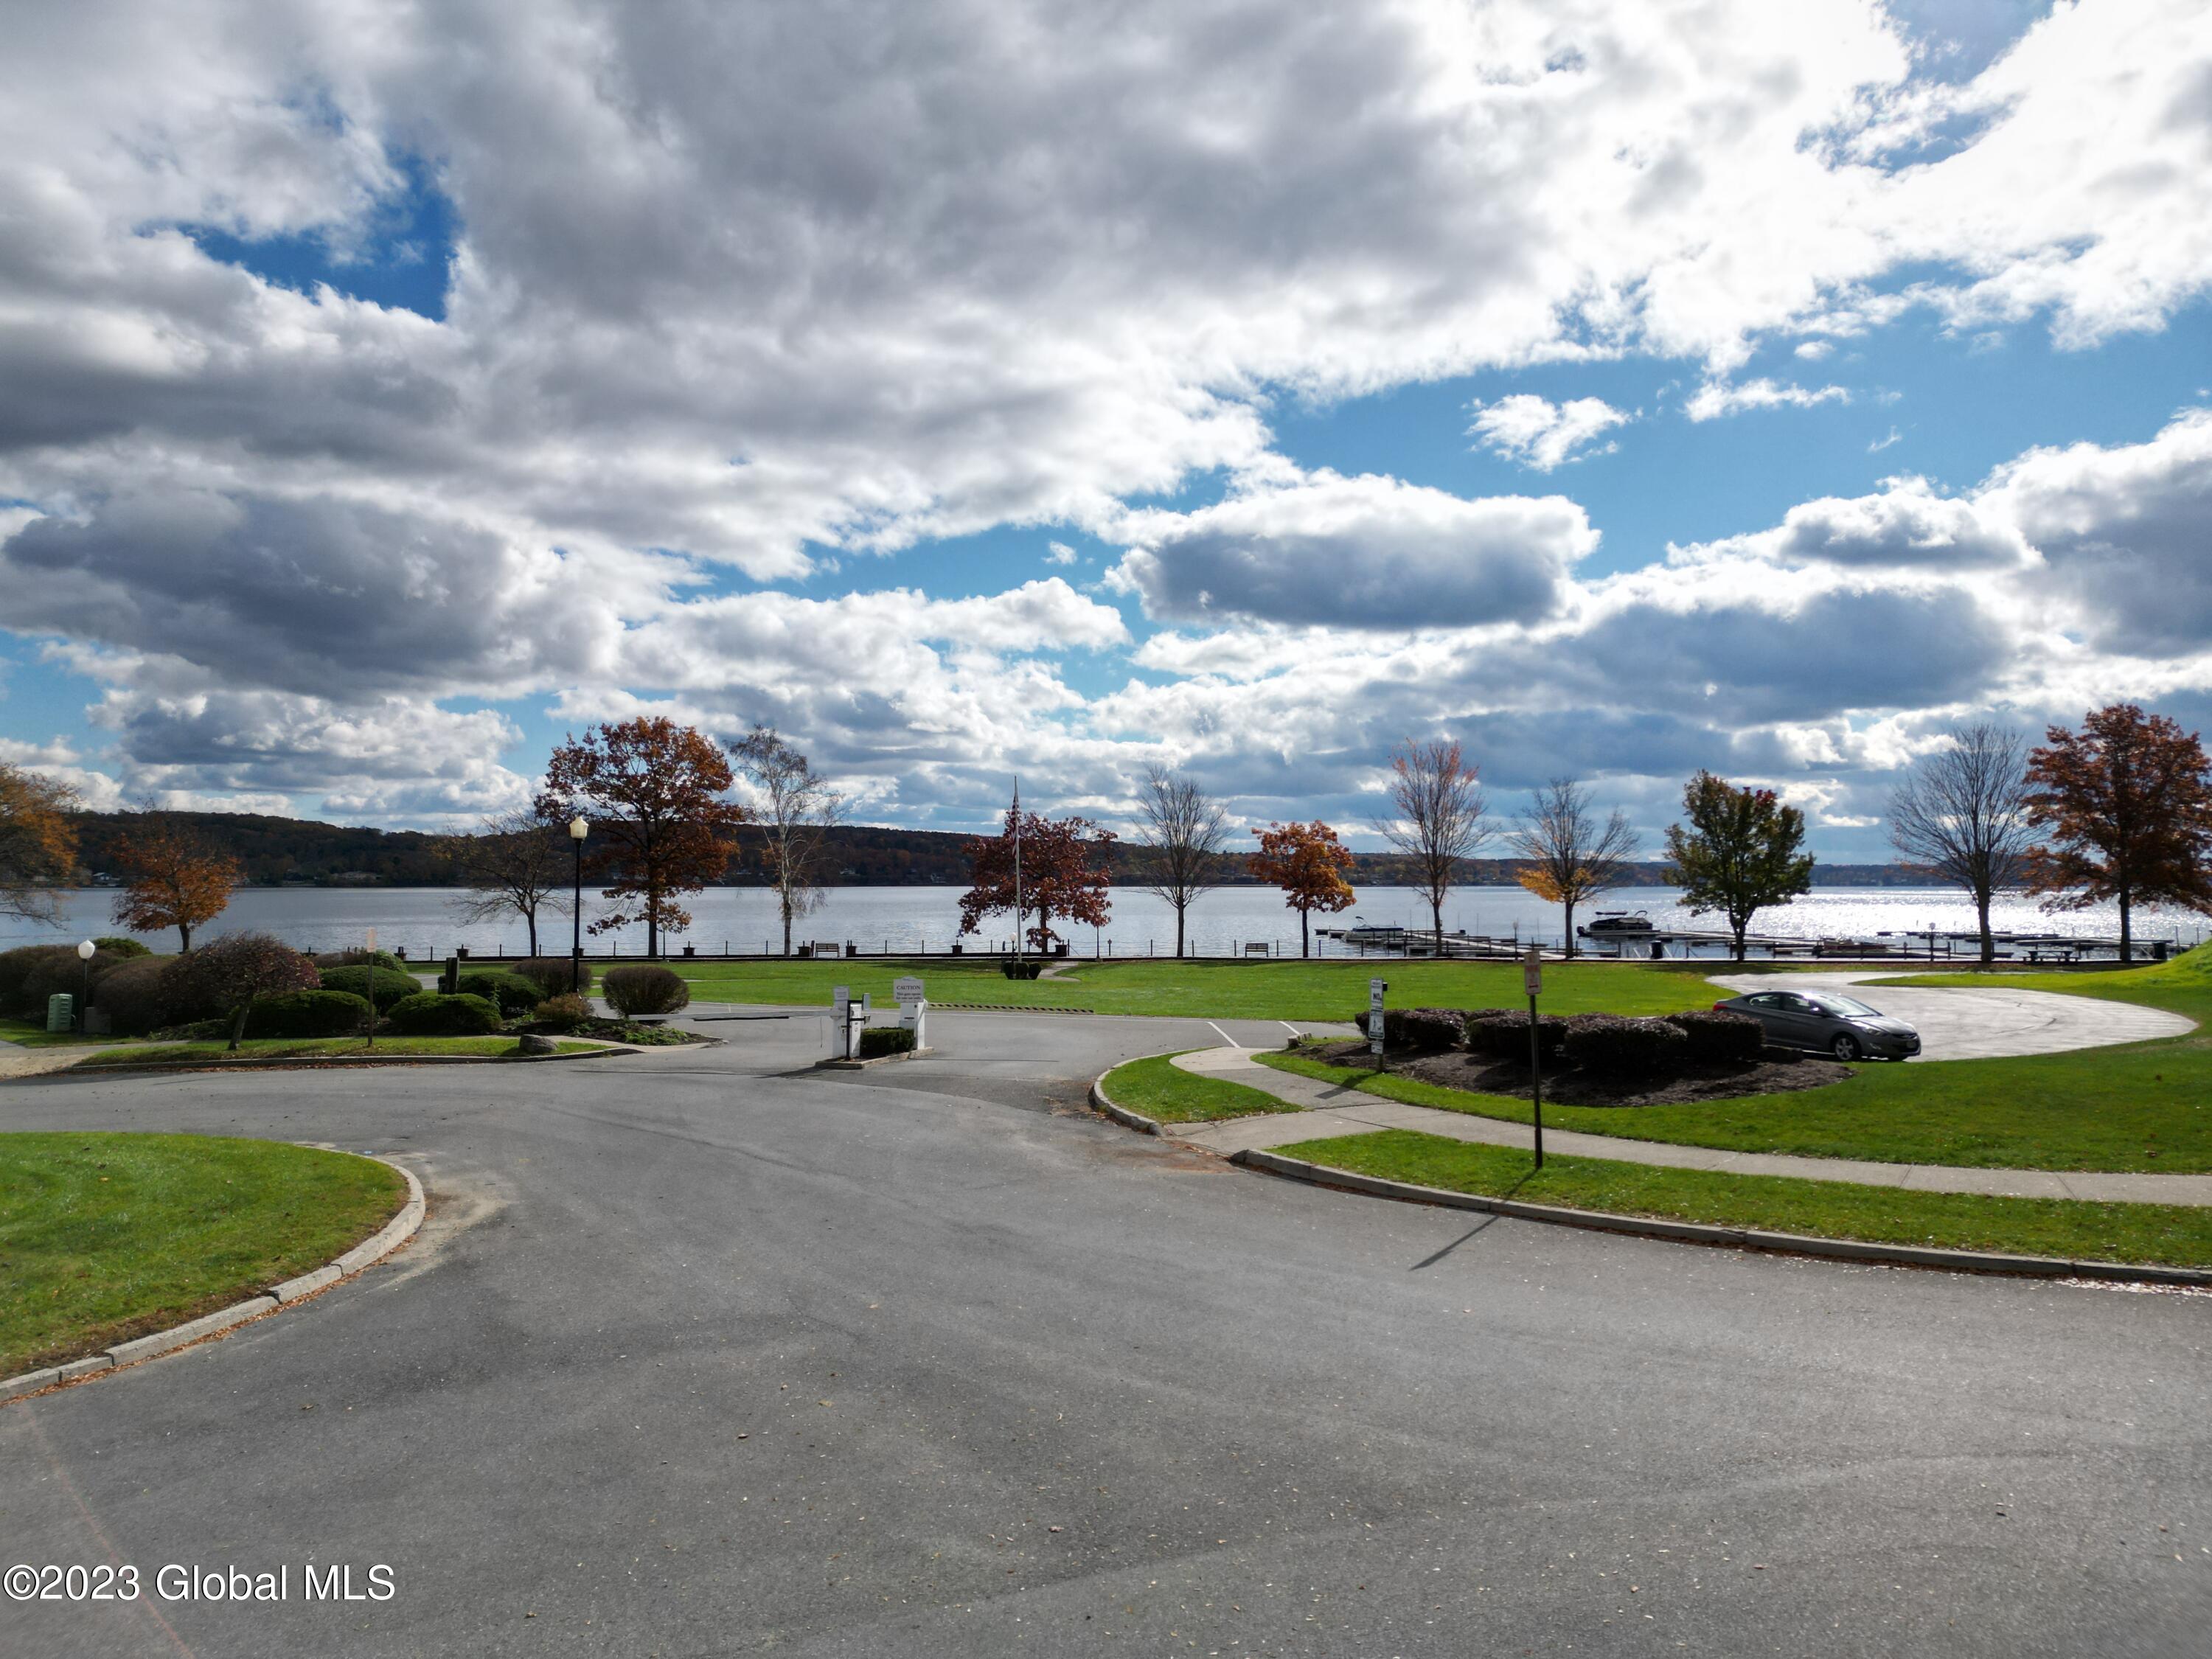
xmin=1206 ymin=1021 xmax=1240 ymax=1049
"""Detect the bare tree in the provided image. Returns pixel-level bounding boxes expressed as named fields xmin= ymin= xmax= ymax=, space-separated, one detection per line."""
xmin=1510 ymin=778 xmax=1639 ymax=958
xmin=1374 ymin=738 xmax=1489 ymax=950
xmin=448 ymin=808 xmax=571 ymax=956
xmin=1888 ymin=723 xmax=2038 ymax=963
xmin=1131 ymin=765 xmax=1231 ymax=957
xmin=732 ymin=726 xmax=847 ymax=956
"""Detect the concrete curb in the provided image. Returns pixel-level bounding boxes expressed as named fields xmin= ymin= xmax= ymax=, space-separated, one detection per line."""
xmin=1232 ymin=1147 xmax=2212 ymax=1287
xmin=815 ymin=1046 xmax=936 ymax=1071
xmin=1088 ymin=1058 xmax=1172 ymax=1136
xmin=1 ymin=1155 xmax=426 ymax=1405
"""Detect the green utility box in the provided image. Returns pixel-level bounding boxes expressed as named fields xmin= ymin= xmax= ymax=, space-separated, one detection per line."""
xmin=46 ymin=993 xmax=74 ymax=1032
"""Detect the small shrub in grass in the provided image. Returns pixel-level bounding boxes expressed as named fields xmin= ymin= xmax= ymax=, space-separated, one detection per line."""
xmin=92 ymin=936 xmax=153 ymax=959
xmin=456 ymin=970 xmax=543 ymax=1017
xmin=516 ymin=957 xmax=594 ymax=997
xmin=1356 ymin=1007 xmax=1468 ymax=1049
xmin=1562 ymin=1013 xmax=1688 ymax=1075
xmin=386 ymin=992 xmax=504 ymax=1036
xmin=602 ymin=964 xmax=690 ymax=1016
xmin=318 ymin=964 xmax=420 ymax=1011
xmin=248 ymin=990 xmax=374 ymax=1038
xmin=532 ymin=993 xmax=591 ymax=1031
xmin=857 ymin=1026 xmax=917 ymax=1058
xmin=1662 ymin=1009 xmax=1765 ymax=1064
xmin=1000 ymin=959 xmax=1044 ymax=979
xmin=91 ymin=956 xmax=173 ymax=1035
xmin=1467 ymin=1010 xmax=1571 ymax=1061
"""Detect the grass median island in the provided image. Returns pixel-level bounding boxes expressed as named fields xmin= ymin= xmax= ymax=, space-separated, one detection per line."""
xmin=1273 ymin=1130 xmax=2212 ymax=1269
xmin=1098 ymin=1051 xmax=1304 ymax=1123
xmin=1 ymin=1133 xmax=408 ymax=1375
xmin=71 ymin=1037 xmax=597 ymax=1066
xmin=678 ymin=956 xmax=1721 ymax=1020
xmin=1259 ymin=997 xmax=2212 ymax=1175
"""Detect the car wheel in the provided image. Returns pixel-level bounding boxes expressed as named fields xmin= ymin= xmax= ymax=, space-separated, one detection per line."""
xmin=1832 ymin=1032 xmax=1860 ymax=1062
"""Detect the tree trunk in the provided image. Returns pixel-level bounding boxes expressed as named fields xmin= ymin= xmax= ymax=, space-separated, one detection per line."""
xmin=1431 ymin=897 xmax=1444 ymax=953
xmin=526 ymin=908 xmax=538 ymax=956
xmin=179 ymin=922 xmax=192 ymax=953
xmin=226 ymin=1003 xmax=249 ymax=1053
xmin=2119 ymin=885 xmax=2133 ymax=964
xmin=1300 ymin=908 xmax=1311 ymax=959
xmin=1732 ymin=920 xmax=1747 ymax=961
xmin=1562 ymin=898 xmax=1576 ymax=960
xmin=1975 ymin=891 xmax=1994 ymax=964
xmin=1175 ymin=904 xmax=1186 ymax=959
xmin=782 ymin=901 xmax=793 ymax=956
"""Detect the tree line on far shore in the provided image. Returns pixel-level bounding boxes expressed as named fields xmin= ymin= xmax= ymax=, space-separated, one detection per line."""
xmin=4 ymin=701 xmax=2209 ymax=964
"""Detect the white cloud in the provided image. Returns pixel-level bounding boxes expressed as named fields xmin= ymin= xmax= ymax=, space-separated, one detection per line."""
xmin=1794 ymin=340 xmax=1834 ymax=361
xmin=1046 ymin=541 xmax=1078 ymax=565
xmin=1683 ymin=378 xmax=1853 ymax=421
xmin=1106 ymin=470 xmax=1596 ymax=629
xmin=1467 ymin=395 xmax=1631 ymax=470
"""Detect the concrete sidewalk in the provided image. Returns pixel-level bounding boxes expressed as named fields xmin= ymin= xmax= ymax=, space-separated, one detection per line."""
xmin=1167 ymin=1046 xmax=2212 ymax=1207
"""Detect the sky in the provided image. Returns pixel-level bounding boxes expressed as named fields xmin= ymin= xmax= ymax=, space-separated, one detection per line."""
xmin=2 ymin=0 xmax=2210 ymax=860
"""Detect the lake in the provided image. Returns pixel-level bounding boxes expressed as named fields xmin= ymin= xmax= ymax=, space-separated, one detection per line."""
xmin=9 ymin=884 xmax=2206 ymax=959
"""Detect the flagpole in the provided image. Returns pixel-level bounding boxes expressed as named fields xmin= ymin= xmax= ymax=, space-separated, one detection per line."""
xmin=1012 ymin=776 xmax=1023 ymax=967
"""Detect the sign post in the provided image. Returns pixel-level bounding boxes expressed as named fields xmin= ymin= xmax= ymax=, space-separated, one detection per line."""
xmin=832 ymin=984 xmax=852 ymax=1060
xmin=894 ymin=975 xmax=927 ymax=1050
xmin=1523 ymin=946 xmax=1545 ymax=1172
xmin=1368 ymin=977 xmax=1387 ymax=1062
xmin=365 ymin=928 xmax=378 ymax=1051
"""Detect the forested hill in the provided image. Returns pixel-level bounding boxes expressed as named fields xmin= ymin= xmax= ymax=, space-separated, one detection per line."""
xmin=63 ymin=810 xmax=1931 ymax=888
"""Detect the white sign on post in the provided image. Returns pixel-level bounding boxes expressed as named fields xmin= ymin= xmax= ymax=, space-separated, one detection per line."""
xmin=832 ymin=984 xmax=851 ymax=1057
xmin=1369 ymin=977 xmax=1387 ymax=1055
xmin=892 ymin=976 xmax=925 ymax=1004
xmin=1523 ymin=946 xmax=1543 ymax=998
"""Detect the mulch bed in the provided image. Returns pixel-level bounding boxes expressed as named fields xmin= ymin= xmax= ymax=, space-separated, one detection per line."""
xmin=1306 ymin=1038 xmax=1851 ymax=1108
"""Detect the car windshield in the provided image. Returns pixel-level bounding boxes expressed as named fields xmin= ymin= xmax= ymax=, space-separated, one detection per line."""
xmin=1814 ymin=995 xmax=1881 ymax=1018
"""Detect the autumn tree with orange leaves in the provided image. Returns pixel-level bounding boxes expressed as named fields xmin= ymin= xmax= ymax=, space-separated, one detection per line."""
xmin=958 ymin=803 xmax=1115 ymax=953
xmin=0 ymin=763 xmax=78 ymax=925
xmin=2024 ymin=703 xmax=2212 ymax=962
xmin=539 ymin=718 xmax=750 ymax=958
xmin=109 ymin=816 xmax=243 ymax=951
xmin=1248 ymin=821 xmax=1356 ymax=958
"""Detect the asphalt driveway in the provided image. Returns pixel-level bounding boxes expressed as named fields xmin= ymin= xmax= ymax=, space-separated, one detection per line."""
xmin=2 ymin=1011 xmax=2207 ymax=1657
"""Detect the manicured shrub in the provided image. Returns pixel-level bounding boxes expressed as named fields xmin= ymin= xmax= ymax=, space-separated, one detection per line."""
xmin=602 ymin=964 xmax=690 ymax=1016
xmin=1000 ymin=959 xmax=1043 ymax=979
xmin=0 ymin=947 xmax=79 ymax=1013
xmin=1467 ymin=1010 xmax=1570 ymax=1062
xmin=21 ymin=947 xmax=131 ymax=1014
xmin=1562 ymin=1013 xmax=1689 ymax=1075
xmin=385 ymin=992 xmax=504 ymax=1036
xmin=91 ymin=956 xmax=174 ymax=1036
xmin=92 ymin=936 xmax=153 ymax=959
xmin=248 ymin=990 xmax=374 ymax=1038
xmin=1356 ymin=1007 xmax=1468 ymax=1049
xmin=312 ymin=948 xmax=403 ymax=971
xmin=159 ymin=934 xmax=321 ymax=1046
xmin=516 ymin=957 xmax=594 ymax=996
xmin=1662 ymin=1009 xmax=1765 ymax=1064
xmin=318 ymin=963 xmax=420 ymax=1012
xmin=532 ymin=993 xmax=592 ymax=1031
xmin=857 ymin=1026 xmax=917 ymax=1058
xmin=456 ymin=970 xmax=544 ymax=1018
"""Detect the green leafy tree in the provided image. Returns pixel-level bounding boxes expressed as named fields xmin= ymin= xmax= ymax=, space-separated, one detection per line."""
xmin=1664 ymin=771 xmax=1813 ymax=961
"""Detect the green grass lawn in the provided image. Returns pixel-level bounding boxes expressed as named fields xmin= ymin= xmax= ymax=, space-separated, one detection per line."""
xmin=0 ymin=1018 xmax=125 ymax=1049
xmin=0 ymin=1133 xmax=407 ymax=1374
xmin=677 ymin=956 xmax=1723 ymax=1020
xmin=1273 ymin=1130 xmax=2212 ymax=1269
xmin=1097 ymin=1051 xmax=1304 ymax=1123
xmin=71 ymin=1037 xmax=596 ymax=1067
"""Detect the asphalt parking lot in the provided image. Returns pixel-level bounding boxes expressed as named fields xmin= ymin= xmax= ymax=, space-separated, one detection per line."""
xmin=2 ymin=1010 xmax=2207 ymax=1657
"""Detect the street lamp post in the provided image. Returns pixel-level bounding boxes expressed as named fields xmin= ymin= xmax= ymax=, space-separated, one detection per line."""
xmin=569 ymin=816 xmax=590 ymax=995
xmin=76 ymin=939 xmax=95 ymax=1034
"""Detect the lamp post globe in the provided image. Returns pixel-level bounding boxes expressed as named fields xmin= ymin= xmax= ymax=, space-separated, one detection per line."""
xmin=568 ymin=817 xmax=589 ymax=995
xmin=76 ymin=939 xmax=95 ymax=1033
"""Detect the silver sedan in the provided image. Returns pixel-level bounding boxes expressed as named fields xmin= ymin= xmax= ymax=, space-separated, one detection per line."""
xmin=1714 ymin=989 xmax=1922 ymax=1061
